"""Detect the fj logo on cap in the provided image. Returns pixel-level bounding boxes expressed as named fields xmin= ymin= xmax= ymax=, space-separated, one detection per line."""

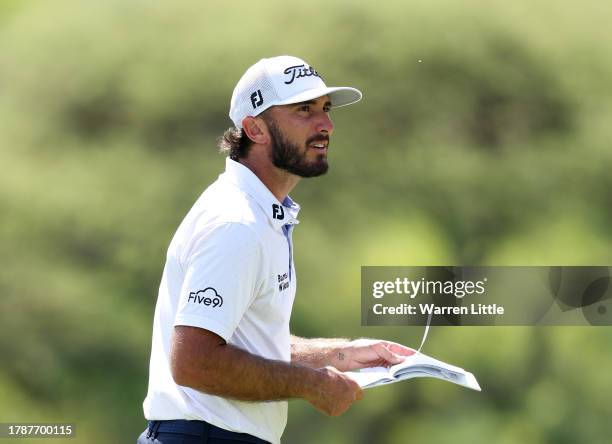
xmin=250 ymin=90 xmax=263 ymax=109
xmin=272 ymin=204 xmax=284 ymax=220
xmin=283 ymin=64 xmax=321 ymax=84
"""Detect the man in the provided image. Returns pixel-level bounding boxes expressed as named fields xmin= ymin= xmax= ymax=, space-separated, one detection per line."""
xmin=139 ymin=55 xmax=414 ymax=444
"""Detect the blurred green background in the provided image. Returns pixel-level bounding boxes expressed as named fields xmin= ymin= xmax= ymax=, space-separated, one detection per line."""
xmin=1 ymin=0 xmax=611 ymax=443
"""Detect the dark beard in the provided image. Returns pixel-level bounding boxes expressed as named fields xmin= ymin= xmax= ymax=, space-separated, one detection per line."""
xmin=264 ymin=118 xmax=329 ymax=178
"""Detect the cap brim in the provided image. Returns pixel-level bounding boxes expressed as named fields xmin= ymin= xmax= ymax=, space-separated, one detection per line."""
xmin=274 ymin=86 xmax=362 ymax=109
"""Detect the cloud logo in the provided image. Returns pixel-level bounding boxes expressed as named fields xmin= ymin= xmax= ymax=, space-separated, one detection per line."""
xmin=187 ymin=287 xmax=223 ymax=308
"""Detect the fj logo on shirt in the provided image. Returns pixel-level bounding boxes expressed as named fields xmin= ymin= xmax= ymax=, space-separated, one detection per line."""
xmin=250 ymin=89 xmax=263 ymax=109
xmin=272 ymin=204 xmax=284 ymax=220
xmin=187 ymin=287 xmax=223 ymax=307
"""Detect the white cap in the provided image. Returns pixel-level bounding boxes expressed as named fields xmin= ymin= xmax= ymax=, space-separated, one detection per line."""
xmin=229 ymin=55 xmax=362 ymax=129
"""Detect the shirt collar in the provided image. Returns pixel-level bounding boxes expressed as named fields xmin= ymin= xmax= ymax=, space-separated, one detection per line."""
xmin=221 ymin=157 xmax=300 ymax=231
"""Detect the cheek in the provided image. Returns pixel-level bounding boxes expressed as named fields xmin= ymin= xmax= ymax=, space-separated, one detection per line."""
xmin=293 ymin=131 xmax=311 ymax=149
xmin=277 ymin=116 xmax=313 ymax=148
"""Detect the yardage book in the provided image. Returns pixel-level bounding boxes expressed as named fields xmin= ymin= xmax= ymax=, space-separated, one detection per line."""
xmin=345 ymin=352 xmax=481 ymax=391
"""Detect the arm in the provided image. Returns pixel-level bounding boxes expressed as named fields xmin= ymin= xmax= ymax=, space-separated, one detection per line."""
xmin=291 ymin=335 xmax=415 ymax=372
xmin=171 ymin=326 xmax=363 ymax=416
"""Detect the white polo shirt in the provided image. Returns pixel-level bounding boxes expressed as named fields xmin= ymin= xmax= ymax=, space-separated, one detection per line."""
xmin=143 ymin=157 xmax=300 ymax=444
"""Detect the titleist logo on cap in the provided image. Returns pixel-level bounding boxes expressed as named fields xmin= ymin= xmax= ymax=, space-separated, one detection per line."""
xmin=283 ymin=64 xmax=321 ymax=84
xmin=229 ymin=55 xmax=362 ymax=129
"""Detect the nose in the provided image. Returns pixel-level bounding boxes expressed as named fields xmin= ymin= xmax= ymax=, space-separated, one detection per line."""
xmin=316 ymin=111 xmax=334 ymax=135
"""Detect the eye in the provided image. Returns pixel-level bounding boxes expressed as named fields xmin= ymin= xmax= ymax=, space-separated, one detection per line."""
xmin=323 ymin=105 xmax=331 ymax=113
xmin=297 ymin=104 xmax=311 ymax=113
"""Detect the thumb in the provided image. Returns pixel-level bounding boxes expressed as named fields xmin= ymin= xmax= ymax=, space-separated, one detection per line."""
xmin=377 ymin=343 xmax=405 ymax=364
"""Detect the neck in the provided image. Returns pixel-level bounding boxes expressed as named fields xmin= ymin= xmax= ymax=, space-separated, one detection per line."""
xmin=238 ymin=156 xmax=300 ymax=203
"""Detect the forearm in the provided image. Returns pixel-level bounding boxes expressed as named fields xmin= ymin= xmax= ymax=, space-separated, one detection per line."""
xmin=291 ymin=336 xmax=415 ymax=372
xmin=173 ymin=335 xmax=319 ymax=402
xmin=290 ymin=335 xmax=350 ymax=369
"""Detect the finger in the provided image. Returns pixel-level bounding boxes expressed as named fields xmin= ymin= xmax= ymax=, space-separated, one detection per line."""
xmin=374 ymin=343 xmax=405 ymax=365
xmin=355 ymin=387 xmax=364 ymax=401
xmin=386 ymin=342 xmax=416 ymax=357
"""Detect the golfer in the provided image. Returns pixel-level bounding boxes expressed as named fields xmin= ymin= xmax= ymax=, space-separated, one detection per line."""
xmin=138 ymin=55 xmax=414 ymax=444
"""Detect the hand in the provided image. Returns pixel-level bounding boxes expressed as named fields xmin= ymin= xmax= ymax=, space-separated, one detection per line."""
xmin=334 ymin=339 xmax=415 ymax=371
xmin=305 ymin=366 xmax=363 ymax=417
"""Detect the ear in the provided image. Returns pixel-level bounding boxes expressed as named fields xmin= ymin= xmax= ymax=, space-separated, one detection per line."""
xmin=242 ymin=116 xmax=269 ymax=145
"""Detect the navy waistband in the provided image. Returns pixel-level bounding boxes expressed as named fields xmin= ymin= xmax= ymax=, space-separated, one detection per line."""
xmin=147 ymin=420 xmax=269 ymax=443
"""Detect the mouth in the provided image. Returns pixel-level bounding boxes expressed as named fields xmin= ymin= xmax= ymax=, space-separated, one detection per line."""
xmin=307 ymin=138 xmax=329 ymax=153
xmin=308 ymin=142 xmax=327 ymax=152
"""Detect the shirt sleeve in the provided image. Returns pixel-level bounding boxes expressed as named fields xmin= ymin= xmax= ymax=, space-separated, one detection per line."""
xmin=173 ymin=222 xmax=263 ymax=342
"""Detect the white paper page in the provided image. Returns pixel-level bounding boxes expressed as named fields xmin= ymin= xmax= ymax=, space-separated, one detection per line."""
xmin=391 ymin=352 xmax=481 ymax=391
xmin=346 ymin=351 xmax=481 ymax=391
xmin=345 ymin=366 xmax=392 ymax=388
xmin=389 ymin=352 xmax=465 ymax=375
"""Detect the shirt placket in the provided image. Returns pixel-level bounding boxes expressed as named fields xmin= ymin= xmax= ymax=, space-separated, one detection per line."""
xmin=282 ymin=223 xmax=295 ymax=282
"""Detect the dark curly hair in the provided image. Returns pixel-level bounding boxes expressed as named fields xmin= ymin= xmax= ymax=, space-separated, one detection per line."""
xmin=217 ymin=127 xmax=253 ymax=161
